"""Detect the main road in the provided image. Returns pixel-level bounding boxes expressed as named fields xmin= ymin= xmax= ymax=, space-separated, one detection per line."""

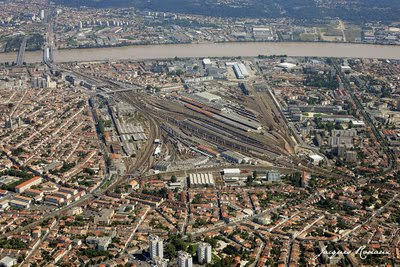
xmin=0 ymin=42 xmax=400 ymax=64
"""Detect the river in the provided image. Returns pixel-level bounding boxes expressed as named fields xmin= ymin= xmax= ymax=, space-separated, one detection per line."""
xmin=1 ymin=42 xmax=400 ymax=63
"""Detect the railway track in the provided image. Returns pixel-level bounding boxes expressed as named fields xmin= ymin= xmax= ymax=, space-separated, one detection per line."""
xmin=133 ymin=94 xmax=350 ymax=180
xmin=140 ymin=95 xmax=285 ymax=156
xmin=104 ymin=92 xmax=161 ymax=192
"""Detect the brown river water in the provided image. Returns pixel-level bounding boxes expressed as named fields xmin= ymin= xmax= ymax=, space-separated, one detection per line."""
xmin=1 ymin=42 xmax=399 ymax=63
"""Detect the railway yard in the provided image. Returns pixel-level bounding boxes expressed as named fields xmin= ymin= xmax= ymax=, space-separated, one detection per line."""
xmin=0 ymin=55 xmax=399 ymax=266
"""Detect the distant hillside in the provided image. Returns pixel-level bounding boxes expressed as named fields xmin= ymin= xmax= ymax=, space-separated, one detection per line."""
xmin=54 ymin=0 xmax=400 ymax=23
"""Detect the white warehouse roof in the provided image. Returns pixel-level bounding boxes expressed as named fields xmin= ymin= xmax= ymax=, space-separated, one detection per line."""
xmin=203 ymin=58 xmax=212 ymax=65
xmin=189 ymin=173 xmax=215 ymax=186
xmin=195 ymin=92 xmax=221 ymax=102
xmin=277 ymin=62 xmax=297 ymax=69
xmin=223 ymin=168 xmax=241 ymax=174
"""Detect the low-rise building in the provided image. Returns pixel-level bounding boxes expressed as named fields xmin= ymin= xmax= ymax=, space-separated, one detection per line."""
xmin=221 ymin=151 xmax=250 ymax=164
xmin=189 ymin=173 xmax=215 ymax=188
xmin=267 ymin=171 xmax=281 ymax=182
xmin=9 ymin=199 xmax=30 ymax=209
xmin=94 ymin=209 xmax=115 ymax=225
xmin=44 ymin=195 xmax=65 ymax=206
xmin=0 ymin=256 xmax=17 ymax=267
xmin=15 ymin=176 xmax=42 ymax=193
